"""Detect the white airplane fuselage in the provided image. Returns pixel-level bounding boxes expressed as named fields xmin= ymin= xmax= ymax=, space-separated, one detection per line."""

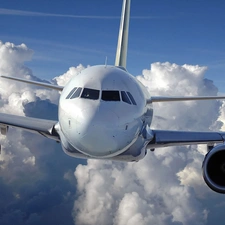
xmin=57 ymin=65 xmax=153 ymax=161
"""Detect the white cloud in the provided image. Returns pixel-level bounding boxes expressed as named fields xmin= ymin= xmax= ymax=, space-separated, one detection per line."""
xmin=53 ymin=64 xmax=86 ymax=86
xmin=0 ymin=41 xmax=81 ymax=225
xmin=1 ymin=40 xmax=225 ymax=225
xmin=73 ymin=62 xmax=225 ymax=225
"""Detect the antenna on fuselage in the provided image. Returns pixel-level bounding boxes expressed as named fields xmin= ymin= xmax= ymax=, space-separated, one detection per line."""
xmin=105 ymin=56 xmax=108 ymax=67
xmin=115 ymin=0 xmax=131 ymax=69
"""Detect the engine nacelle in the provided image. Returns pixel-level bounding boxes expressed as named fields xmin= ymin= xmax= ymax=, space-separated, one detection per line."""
xmin=202 ymin=144 xmax=225 ymax=193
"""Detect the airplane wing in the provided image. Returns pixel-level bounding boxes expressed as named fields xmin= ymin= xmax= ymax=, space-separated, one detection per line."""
xmin=1 ymin=75 xmax=64 ymax=91
xmin=146 ymin=96 xmax=225 ymax=149
xmin=148 ymin=96 xmax=225 ymax=103
xmin=147 ymin=130 xmax=225 ymax=149
xmin=0 ymin=112 xmax=60 ymax=141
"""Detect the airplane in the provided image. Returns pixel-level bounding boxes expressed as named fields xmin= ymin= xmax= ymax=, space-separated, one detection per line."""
xmin=1 ymin=0 xmax=225 ymax=194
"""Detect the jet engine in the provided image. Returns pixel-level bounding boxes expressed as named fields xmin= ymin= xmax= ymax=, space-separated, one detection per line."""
xmin=202 ymin=144 xmax=225 ymax=193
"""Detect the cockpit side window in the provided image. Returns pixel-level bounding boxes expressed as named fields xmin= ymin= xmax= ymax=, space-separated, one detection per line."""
xmin=66 ymin=87 xmax=77 ymax=99
xmin=127 ymin=92 xmax=137 ymax=105
xmin=81 ymin=88 xmax=99 ymax=100
xmin=102 ymin=90 xmax=120 ymax=101
xmin=70 ymin=87 xmax=82 ymax=99
xmin=121 ymin=91 xmax=131 ymax=104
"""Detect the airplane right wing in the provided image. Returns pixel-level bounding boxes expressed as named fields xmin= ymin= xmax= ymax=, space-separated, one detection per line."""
xmin=0 ymin=112 xmax=60 ymax=141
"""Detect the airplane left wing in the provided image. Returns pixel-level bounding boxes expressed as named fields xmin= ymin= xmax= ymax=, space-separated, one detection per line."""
xmin=147 ymin=130 xmax=225 ymax=149
xmin=0 ymin=112 xmax=60 ymax=141
xmin=1 ymin=75 xmax=64 ymax=91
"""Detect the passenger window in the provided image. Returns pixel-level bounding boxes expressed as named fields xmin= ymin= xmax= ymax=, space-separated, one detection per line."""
xmin=66 ymin=87 xmax=77 ymax=99
xmin=81 ymin=88 xmax=99 ymax=100
xmin=127 ymin=92 xmax=137 ymax=105
xmin=70 ymin=87 xmax=82 ymax=99
xmin=121 ymin=91 xmax=131 ymax=104
xmin=102 ymin=91 xmax=120 ymax=101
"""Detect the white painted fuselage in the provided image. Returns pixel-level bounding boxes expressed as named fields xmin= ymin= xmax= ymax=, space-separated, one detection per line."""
xmin=57 ymin=65 xmax=153 ymax=161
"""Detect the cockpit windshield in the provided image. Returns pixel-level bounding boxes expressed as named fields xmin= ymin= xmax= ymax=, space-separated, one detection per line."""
xmin=66 ymin=87 xmax=77 ymax=99
xmin=70 ymin=87 xmax=82 ymax=99
xmin=126 ymin=92 xmax=137 ymax=105
xmin=66 ymin=87 xmax=137 ymax=105
xmin=121 ymin=91 xmax=131 ymax=104
xmin=102 ymin=91 xmax=120 ymax=101
xmin=81 ymin=88 xmax=100 ymax=100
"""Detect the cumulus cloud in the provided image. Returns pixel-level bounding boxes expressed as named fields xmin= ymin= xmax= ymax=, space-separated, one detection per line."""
xmin=1 ymin=40 xmax=225 ymax=225
xmin=73 ymin=62 xmax=225 ymax=225
xmin=0 ymin=41 xmax=85 ymax=225
xmin=53 ymin=64 xmax=86 ymax=86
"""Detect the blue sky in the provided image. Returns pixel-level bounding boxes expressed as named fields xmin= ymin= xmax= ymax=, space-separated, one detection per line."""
xmin=1 ymin=0 xmax=225 ymax=91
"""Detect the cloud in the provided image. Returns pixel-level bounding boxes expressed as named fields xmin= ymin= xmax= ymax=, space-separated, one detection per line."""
xmin=53 ymin=64 xmax=86 ymax=86
xmin=1 ymin=40 xmax=225 ymax=225
xmin=0 ymin=41 xmax=85 ymax=225
xmin=0 ymin=8 xmax=166 ymax=20
xmin=0 ymin=8 xmax=120 ymax=19
xmin=73 ymin=62 xmax=225 ymax=225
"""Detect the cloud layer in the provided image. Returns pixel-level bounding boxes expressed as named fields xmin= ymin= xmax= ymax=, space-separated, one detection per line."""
xmin=73 ymin=62 xmax=225 ymax=225
xmin=0 ymin=41 xmax=84 ymax=225
xmin=0 ymin=41 xmax=225 ymax=225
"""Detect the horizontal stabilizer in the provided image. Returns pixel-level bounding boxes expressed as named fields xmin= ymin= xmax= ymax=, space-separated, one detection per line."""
xmin=148 ymin=96 xmax=225 ymax=103
xmin=1 ymin=75 xmax=64 ymax=91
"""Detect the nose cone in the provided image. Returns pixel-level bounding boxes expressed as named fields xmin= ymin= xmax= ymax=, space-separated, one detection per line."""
xmin=74 ymin=106 xmax=127 ymax=157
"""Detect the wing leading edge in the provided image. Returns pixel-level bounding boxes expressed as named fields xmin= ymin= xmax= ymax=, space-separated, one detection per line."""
xmin=147 ymin=130 xmax=225 ymax=149
xmin=1 ymin=75 xmax=64 ymax=91
xmin=148 ymin=96 xmax=225 ymax=103
xmin=0 ymin=112 xmax=60 ymax=141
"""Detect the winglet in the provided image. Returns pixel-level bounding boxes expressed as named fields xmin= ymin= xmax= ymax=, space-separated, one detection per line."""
xmin=115 ymin=0 xmax=131 ymax=68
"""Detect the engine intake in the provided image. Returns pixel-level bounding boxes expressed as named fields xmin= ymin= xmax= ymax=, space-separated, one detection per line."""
xmin=202 ymin=144 xmax=225 ymax=193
